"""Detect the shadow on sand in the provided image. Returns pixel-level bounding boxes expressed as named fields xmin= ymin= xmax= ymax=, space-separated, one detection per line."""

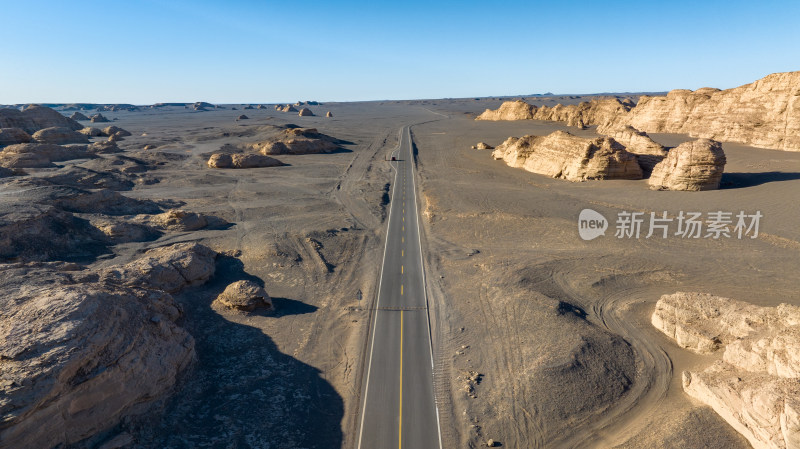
xmin=721 ymin=171 xmax=800 ymax=189
xmin=126 ymin=255 xmax=343 ymax=448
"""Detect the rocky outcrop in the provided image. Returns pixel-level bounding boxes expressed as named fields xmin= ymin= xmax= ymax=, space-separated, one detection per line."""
xmin=32 ymin=127 xmax=90 ymax=145
xmin=0 ymin=244 xmax=216 ymax=448
xmin=206 ymin=153 xmax=284 ymax=168
xmin=0 ymin=128 xmax=32 ymax=146
xmin=70 ymin=111 xmax=90 ymax=121
xmin=214 ymin=280 xmax=272 ymax=312
xmin=0 ymin=143 xmax=92 ymax=169
xmin=79 ymin=127 xmax=104 ymax=137
xmin=653 ymin=292 xmax=800 ymax=449
xmin=236 ymin=114 xmax=249 ymax=121
xmin=326 ymin=111 xmax=333 ymax=117
xmin=476 ymin=100 xmax=535 ymax=120
xmin=621 ymin=72 xmax=800 ymax=151
xmin=276 ymin=104 xmax=297 ymax=113
xmin=648 ymin=139 xmax=726 ymax=191
xmin=99 ymin=243 xmax=216 ymax=293
xmin=491 ymin=131 xmax=642 ymax=181
xmin=298 ymin=108 xmax=314 ymax=117
xmin=0 ymin=105 xmax=83 ymax=134
xmin=101 ymin=126 xmax=131 ymax=138
xmin=0 ymin=204 xmax=109 ymax=261
xmin=145 ymin=209 xmax=210 ymax=231
xmin=477 ymin=98 xmax=634 ymax=129
xmin=89 ymin=114 xmax=110 ymax=123
xmin=596 ymin=124 xmax=667 ymax=174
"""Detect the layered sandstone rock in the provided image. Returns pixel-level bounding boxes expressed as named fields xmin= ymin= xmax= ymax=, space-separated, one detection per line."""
xmin=32 ymin=127 xmax=89 ymax=145
xmin=477 ymin=98 xmax=634 ymax=129
xmin=648 ymin=139 xmax=726 ymax=191
xmin=596 ymin=124 xmax=667 ymax=174
xmin=491 ymin=131 xmax=642 ymax=181
xmin=0 ymin=128 xmax=32 ymax=146
xmin=79 ymin=127 xmax=104 ymax=137
xmin=250 ymin=128 xmax=339 ymax=155
xmin=653 ymin=292 xmax=800 ymax=449
xmin=0 ymin=244 xmax=215 ymax=448
xmin=0 ymin=105 xmax=83 ymax=134
xmin=145 ymin=209 xmax=210 ymax=231
xmin=214 ymin=280 xmax=272 ymax=312
xmin=476 ymin=100 xmax=535 ymax=120
xmin=623 ymin=72 xmax=800 ymax=151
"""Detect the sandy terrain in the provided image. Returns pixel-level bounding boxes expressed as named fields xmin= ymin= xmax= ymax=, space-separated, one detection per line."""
xmin=411 ymin=99 xmax=800 ymax=448
xmin=2 ymin=93 xmax=798 ymax=448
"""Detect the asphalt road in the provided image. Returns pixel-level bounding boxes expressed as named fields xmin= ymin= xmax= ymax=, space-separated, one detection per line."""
xmin=357 ymin=126 xmax=442 ymax=449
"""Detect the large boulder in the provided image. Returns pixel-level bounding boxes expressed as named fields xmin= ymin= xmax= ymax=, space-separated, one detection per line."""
xmin=89 ymin=114 xmax=110 ymax=123
xmin=653 ymin=292 xmax=800 ymax=449
xmin=298 ymin=108 xmax=314 ymax=117
xmin=0 ymin=254 xmax=201 ymax=448
xmin=491 ymin=130 xmax=643 ymax=181
xmin=32 ymin=127 xmax=90 ymax=145
xmin=648 ymin=139 xmax=726 ymax=191
xmin=78 ymin=127 xmax=104 ymax=137
xmin=0 ymin=128 xmax=32 ymax=146
xmin=325 ymin=111 xmax=333 ymax=117
xmin=236 ymin=114 xmax=249 ymax=121
xmin=214 ymin=280 xmax=272 ymax=312
xmin=0 ymin=105 xmax=83 ymax=134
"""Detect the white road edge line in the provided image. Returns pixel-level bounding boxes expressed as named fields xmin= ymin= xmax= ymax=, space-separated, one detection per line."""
xmin=356 ymin=127 xmax=403 ymax=449
xmin=408 ymin=126 xmax=445 ymax=449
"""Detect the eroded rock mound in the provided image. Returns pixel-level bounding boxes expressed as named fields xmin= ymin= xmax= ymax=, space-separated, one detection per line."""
xmin=653 ymin=292 xmax=800 ymax=449
xmin=623 ymin=71 xmax=800 ymax=151
xmin=326 ymin=111 xmax=333 ymax=117
xmin=0 ymin=143 xmax=93 ymax=169
xmin=596 ymin=124 xmax=667 ymax=174
xmin=102 ymin=126 xmax=131 ymax=138
xmin=0 ymin=128 xmax=32 ymax=146
xmin=648 ymin=139 xmax=726 ymax=191
xmin=214 ymin=280 xmax=272 ymax=312
xmin=298 ymin=107 xmax=314 ymax=117
xmin=491 ymin=131 xmax=642 ymax=181
xmin=79 ymin=127 xmax=104 ymax=137
xmin=476 ymin=100 xmax=535 ymax=120
xmin=99 ymin=242 xmax=216 ymax=293
xmin=146 ymin=209 xmax=209 ymax=231
xmin=236 ymin=114 xmax=249 ymax=121
xmin=207 ymin=153 xmax=283 ymax=168
xmin=70 ymin=111 xmax=90 ymax=121
xmin=0 ymin=105 xmax=83 ymax=134
xmin=32 ymin=127 xmax=89 ymax=145
xmin=90 ymin=114 xmax=110 ymax=123
xmin=276 ymin=104 xmax=298 ymax=113
xmin=0 ymin=246 xmax=210 ymax=448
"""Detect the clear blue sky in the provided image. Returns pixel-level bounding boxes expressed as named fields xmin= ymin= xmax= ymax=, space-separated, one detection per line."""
xmin=2 ymin=0 xmax=799 ymax=104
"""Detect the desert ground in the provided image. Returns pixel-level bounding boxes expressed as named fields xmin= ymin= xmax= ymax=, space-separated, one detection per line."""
xmin=2 ymin=79 xmax=800 ymax=448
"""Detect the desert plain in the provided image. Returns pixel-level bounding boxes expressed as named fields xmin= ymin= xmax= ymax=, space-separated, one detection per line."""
xmin=1 ymin=71 xmax=800 ymax=449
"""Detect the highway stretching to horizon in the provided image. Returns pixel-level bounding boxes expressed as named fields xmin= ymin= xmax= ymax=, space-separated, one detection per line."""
xmin=357 ymin=126 xmax=442 ymax=449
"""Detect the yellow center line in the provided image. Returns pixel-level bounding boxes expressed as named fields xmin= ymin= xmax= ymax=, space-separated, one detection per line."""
xmin=402 ymin=237 xmax=404 ymax=243
xmin=401 ymin=249 xmax=404 ymax=257
xmin=401 ymin=265 xmax=404 ymax=274
xmin=401 ymin=284 xmax=403 ymax=295
xmin=399 ymin=309 xmax=404 ymax=449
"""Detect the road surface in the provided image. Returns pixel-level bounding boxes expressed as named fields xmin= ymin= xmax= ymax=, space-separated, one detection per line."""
xmin=357 ymin=126 xmax=442 ymax=449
